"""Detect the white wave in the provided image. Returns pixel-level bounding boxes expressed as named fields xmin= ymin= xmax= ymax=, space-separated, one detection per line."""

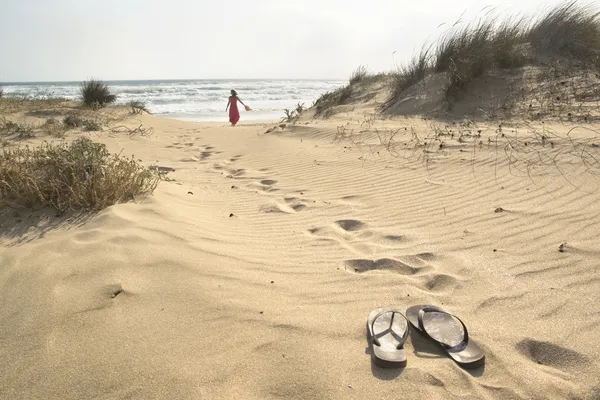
xmin=2 ymin=79 xmax=346 ymax=121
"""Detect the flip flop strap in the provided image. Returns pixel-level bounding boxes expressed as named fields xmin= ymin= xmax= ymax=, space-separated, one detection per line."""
xmin=371 ymin=310 xmax=410 ymax=349
xmin=417 ymin=307 xmax=469 ymax=352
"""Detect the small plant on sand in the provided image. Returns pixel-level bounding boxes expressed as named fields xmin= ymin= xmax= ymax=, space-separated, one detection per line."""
xmin=80 ymin=79 xmax=116 ymax=108
xmin=295 ymin=102 xmax=306 ymax=115
xmin=280 ymin=102 xmax=306 ymax=123
xmin=0 ymin=86 xmax=4 ymax=98
xmin=0 ymin=137 xmax=160 ymax=213
xmin=281 ymin=108 xmax=297 ymax=123
xmin=128 ymin=100 xmax=150 ymax=115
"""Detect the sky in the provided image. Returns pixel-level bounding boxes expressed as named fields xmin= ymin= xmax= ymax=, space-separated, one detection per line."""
xmin=0 ymin=0 xmax=572 ymax=82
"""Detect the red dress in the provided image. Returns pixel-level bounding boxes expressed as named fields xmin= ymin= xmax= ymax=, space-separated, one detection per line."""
xmin=229 ymin=96 xmax=240 ymax=125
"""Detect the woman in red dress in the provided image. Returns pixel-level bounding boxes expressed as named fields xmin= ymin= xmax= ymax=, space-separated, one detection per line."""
xmin=226 ymin=89 xmax=247 ymax=126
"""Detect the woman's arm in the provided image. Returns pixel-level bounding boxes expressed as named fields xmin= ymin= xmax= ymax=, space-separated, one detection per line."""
xmin=238 ymin=98 xmax=246 ymax=107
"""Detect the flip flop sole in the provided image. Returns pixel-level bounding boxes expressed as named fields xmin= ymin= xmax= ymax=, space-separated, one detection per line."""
xmin=367 ymin=308 xmax=409 ymax=368
xmin=406 ymin=305 xmax=485 ymax=369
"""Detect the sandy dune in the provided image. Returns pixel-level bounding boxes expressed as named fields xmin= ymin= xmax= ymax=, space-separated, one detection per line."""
xmin=1 ymin=109 xmax=600 ymax=399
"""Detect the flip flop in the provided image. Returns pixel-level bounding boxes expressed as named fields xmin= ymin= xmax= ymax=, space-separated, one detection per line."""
xmin=406 ymin=305 xmax=485 ymax=369
xmin=367 ymin=308 xmax=410 ymax=368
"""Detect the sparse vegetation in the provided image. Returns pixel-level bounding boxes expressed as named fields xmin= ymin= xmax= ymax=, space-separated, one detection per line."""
xmin=83 ymin=120 xmax=101 ymax=131
xmin=380 ymin=1 xmax=600 ymax=108
xmin=63 ymin=114 xmax=85 ymax=128
xmin=0 ymin=137 xmax=160 ymax=213
xmin=349 ymin=65 xmax=368 ymax=85
xmin=43 ymin=118 xmax=67 ymax=138
xmin=281 ymin=102 xmax=306 ymax=123
xmin=0 ymin=86 xmax=4 ymax=98
xmin=63 ymin=114 xmax=101 ymax=131
xmin=313 ymin=85 xmax=353 ymax=117
xmin=0 ymin=118 xmax=36 ymax=139
xmin=387 ymin=48 xmax=433 ymax=106
xmin=128 ymin=100 xmax=150 ymax=115
xmin=80 ymin=79 xmax=116 ymax=108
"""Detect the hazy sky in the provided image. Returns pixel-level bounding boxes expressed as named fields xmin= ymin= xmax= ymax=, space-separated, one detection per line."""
xmin=1 ymin=0 xmax=568 ymax=82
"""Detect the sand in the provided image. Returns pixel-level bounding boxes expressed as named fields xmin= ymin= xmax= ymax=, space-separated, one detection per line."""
xmin=1 ymin=105 xmax=600 ymax=399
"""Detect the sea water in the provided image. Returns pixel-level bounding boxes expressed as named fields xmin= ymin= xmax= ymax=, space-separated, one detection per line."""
xmin=1 ymin=79 xmax=346 ymax=122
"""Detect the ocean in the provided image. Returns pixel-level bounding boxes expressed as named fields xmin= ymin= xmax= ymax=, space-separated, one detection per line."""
xmin=1 ymin=79 xmax=346 ymax=122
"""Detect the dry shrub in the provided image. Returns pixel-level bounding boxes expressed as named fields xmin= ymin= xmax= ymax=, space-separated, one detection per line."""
xmin=0 ymin=137 xmax=160 ymax=213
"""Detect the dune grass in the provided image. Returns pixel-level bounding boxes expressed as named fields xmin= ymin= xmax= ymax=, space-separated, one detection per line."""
xmin=349 ymin=65 xmax=368 ymax=85
xmin=380 ymin=1 xmax=600 ymax=107
xmin=81 ymin=79 xmax=117 ymax=108
xmin=0 ymin=137 xmax=160 ymax=213
xmin=128 ymin=100 xmax=150 ymax=115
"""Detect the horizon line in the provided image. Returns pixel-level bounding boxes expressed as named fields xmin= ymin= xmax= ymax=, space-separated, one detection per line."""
xmin=1 ymin=78 xmax=347 ymax=85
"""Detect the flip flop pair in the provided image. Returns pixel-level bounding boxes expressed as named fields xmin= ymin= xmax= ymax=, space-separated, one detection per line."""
xmin=367 ymin=305 xmax=485 ymax=369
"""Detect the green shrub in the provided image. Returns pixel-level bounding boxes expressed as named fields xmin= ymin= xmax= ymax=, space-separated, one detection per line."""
xmin=0 ymin=137 xmax=160 ymax=213
xmin=80 ymin=79 xmax=117 ymax=107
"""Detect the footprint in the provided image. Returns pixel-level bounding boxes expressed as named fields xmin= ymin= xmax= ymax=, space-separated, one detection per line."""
xmin=260 ymin=204 xmax=289 ymax=214
xmin=417 ymin=252 xmax=436 ymax=261
xmin=260 ymin=201 xmax=307 ymax=214
xmin=229 ymin=168 xmax=246 ymax=177
xmin=200 ymin=151 xmax=212 ymax=160
xmin=261 ymin=179 xmax=277 ymax=186
xmin=424 ymin=274 xmax=459 ymax=292
xmin=345 ymin=258 xmax=423 ymax=275
xmin=291 ymin=204 xmax=307 ymax=212
xmin=383 ymin=235 xmax=405 ymax=243
xmin=335 ymin=219 xmax=366 ymax=232
xmin=516 ymin=340 xmax=588 ymax=371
